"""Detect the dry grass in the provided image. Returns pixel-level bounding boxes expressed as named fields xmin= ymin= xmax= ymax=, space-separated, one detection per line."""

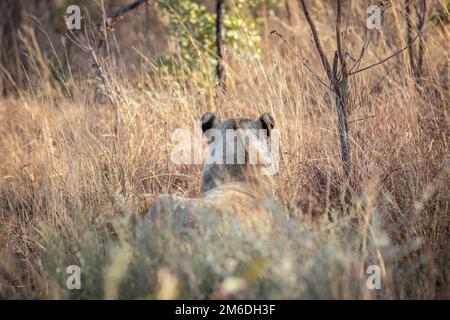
xmin=0 ymin=1 xmax=449 ymax=299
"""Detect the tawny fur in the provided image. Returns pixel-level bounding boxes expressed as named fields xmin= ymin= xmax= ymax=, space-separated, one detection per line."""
xmin=145 ymin=113 xmax=281 ymax=230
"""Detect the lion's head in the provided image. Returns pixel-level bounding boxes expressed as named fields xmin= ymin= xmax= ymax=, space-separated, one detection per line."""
xmin=199 ymin=112 xmax=276 ymax=195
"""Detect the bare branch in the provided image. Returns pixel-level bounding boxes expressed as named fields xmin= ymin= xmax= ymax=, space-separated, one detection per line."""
xmin=102 ymin=0 xmax=148 ymax=29
xmin=405 ymin=0 xmax=416 ymax=72
xmin=349 ymin=1 xmax=392 ymax=74
xmin=270 ymin=30 xmax=333 ymax=91
xmin=348 ymin=114 xmax=376 ymax=124
xmin=416 ymin=0 xmax=427 ymax=77
xmin=353 ymin=65 xmax=397 ymax=109
xmin=94 ymin=0 xmax=148 ymax=54
xmin=349 ymin=30 xmax=421 ymax=75
xmin=298 ymin=0 xmax=332 ymax=80
xmin=349 ymin=30 xmax=374 ymax=74
xmin=342 ymin=0 xmax=352 ymax=44
xmin=336 ymin=0 xmax=348 ymax=80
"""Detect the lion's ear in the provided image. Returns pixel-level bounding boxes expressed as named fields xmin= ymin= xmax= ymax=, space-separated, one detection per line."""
xmin=201 ymin=112 xmax=220 ymax=134
xmin=256 ymin=112 xmax=274 ymax=137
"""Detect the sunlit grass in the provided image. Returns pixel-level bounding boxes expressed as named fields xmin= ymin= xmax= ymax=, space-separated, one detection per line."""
xmin=0 ymin=1 xmax=448 ymax=299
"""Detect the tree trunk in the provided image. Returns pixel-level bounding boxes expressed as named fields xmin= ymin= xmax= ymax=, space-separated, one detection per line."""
xmin=405 ymin=0 xmax=427 ymax=86
xmin=335 ymin=0 xmax=351 ymax=177
xmin=0 ymin=0 xmax=24 ymax=96
xmin=215 ymin=0 xmax=226 ymax=90
xmin=335 ymin=91 xmax=351 ymax=176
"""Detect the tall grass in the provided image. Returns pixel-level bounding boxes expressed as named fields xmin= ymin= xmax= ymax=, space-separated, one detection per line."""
xmin=0 ymin=1 xmax=448 ymax=299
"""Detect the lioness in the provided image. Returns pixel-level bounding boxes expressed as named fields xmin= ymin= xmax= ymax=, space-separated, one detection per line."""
xmin=145 ymin=112 xmax=282 ymax=230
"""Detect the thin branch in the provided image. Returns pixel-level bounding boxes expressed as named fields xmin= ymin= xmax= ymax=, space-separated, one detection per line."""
xmin=95 ymin=0 xmax=148 ymax=54
xmin=349 ymin=1 xmax=393 ymax=74
xmin=346 ymin=52 xmax=357 ymax=62
xmin=405 ymin=0 xmax=416 ymax=72
xmin=336 ymin=0 xmax=348 ymax=81
xmin=298 ymin=0 xmax=332 ymax=80
xmin=348 ymin=114 xmax=376 ymax=124
xmin=349 ymin=30 xmax=421 ymax=75
xmin=353 ymin=65 xmax=397 ymax=109
xmin=102 ymin=0 xmax=148 ymax=29
xmin=342 ymin=0 xmax=352 ymax=44
xmin=416 ymin=0 xmax=427 ymax=77
xmin=348 ymin=30 xmax=374 ymax=74
xmin=270 ymin=30 xmax=332 ymax=91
